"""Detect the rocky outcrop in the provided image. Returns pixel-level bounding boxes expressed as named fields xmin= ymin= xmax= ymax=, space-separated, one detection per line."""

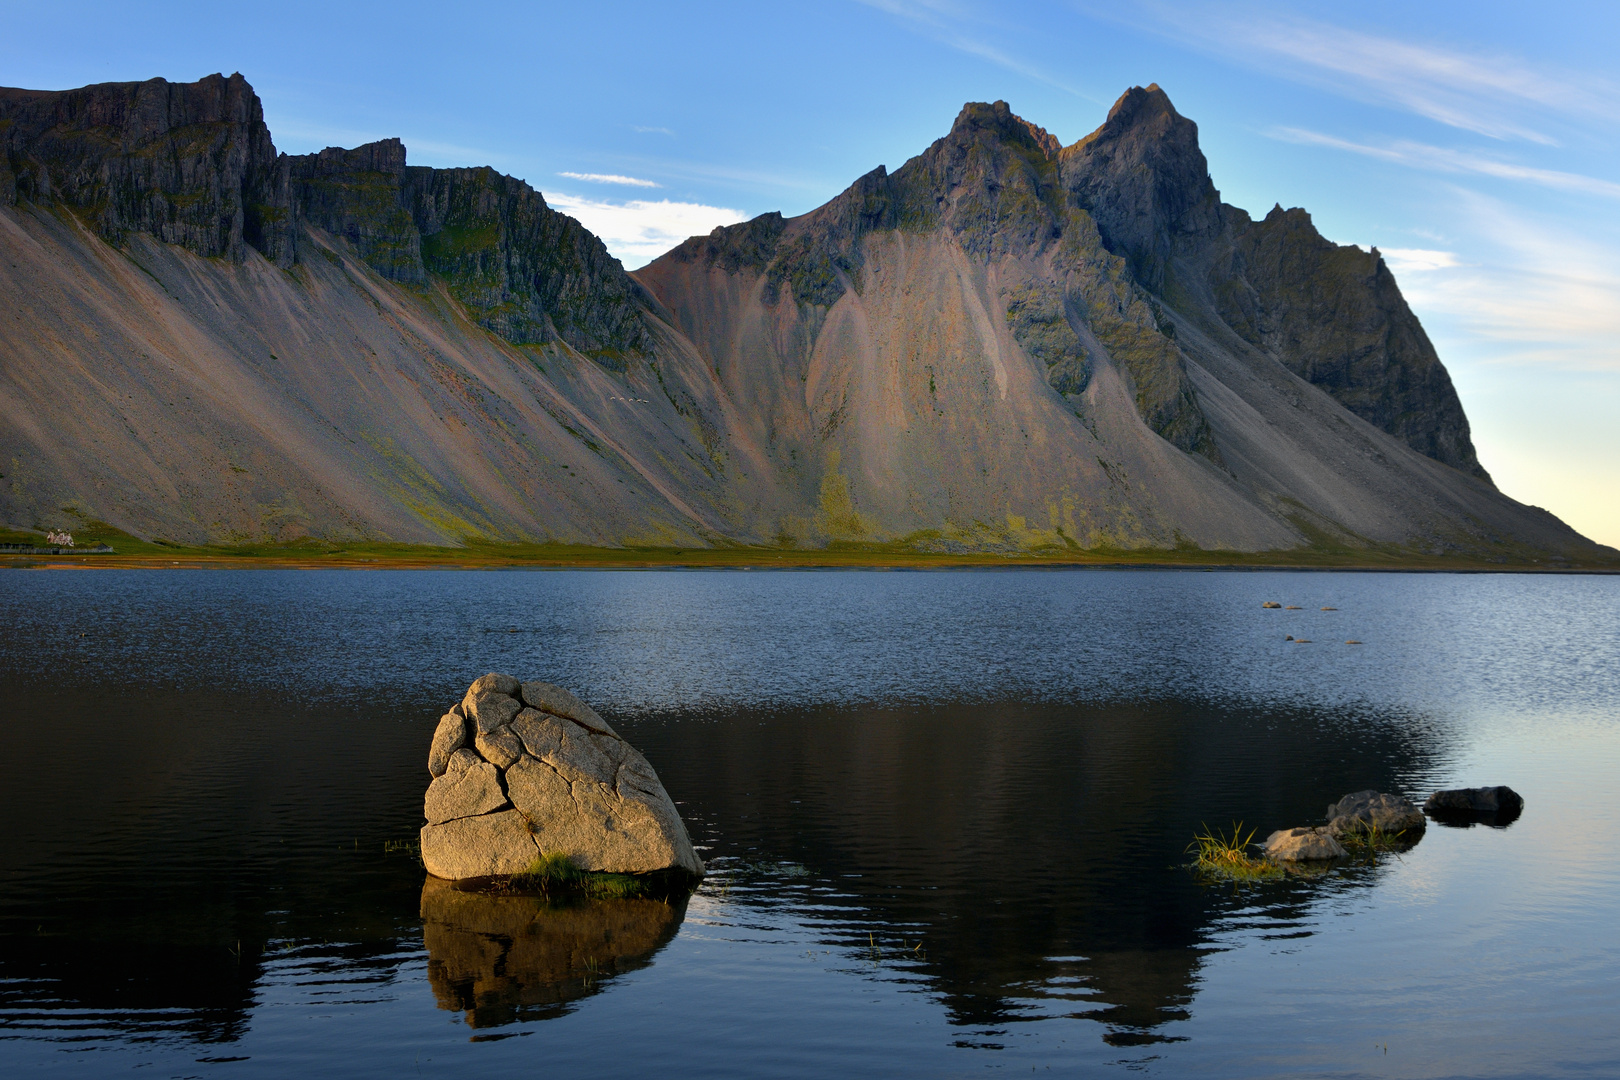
xmin=1326 ymin=790 xmax=1427 ymax=837
xmin=1262 ymin=826 xmax=1347 ymax=862
xmin=0 ymin=74 xmax=284 ymax=262
xmin=0 ymin=74 xmax=650 ymax=361
xmin=418 ymin=674 xmax=703 ymax=882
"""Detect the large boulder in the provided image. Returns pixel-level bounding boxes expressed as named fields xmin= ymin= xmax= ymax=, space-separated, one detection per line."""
xmin=419 ymin=674 xmax=703 ymax=882
xmin=1326 ymin=790 xmax=1426 ymax=838
xmin=1262 ymin=826 xmax=1347 ymax=862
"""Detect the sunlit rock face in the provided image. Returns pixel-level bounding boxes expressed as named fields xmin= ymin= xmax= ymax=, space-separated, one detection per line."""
xmin=418 ymin=674 xmax=704 ymax=882
xmin=0 ymin=74 xmax=1605 ymax=560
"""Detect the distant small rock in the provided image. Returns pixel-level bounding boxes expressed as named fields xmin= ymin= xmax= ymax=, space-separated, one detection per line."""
xmin=1345 ymin=640 xmax=1363 ymax=645
xmin=1424 ymin=786 xmax=1524 ymax=827
xmin=1425 ymin=785 xmax=1522 ymax=814
xmin=1321 ymin=606 xmax=1337 ymax=611
xmin=1285 ymin=605 xmax=1303 ymax=610
xmin=1263 ymin=826 xmax=1347 ymax=861
xmin=1326 ymin=790 xmax=1425 ymax=838
xmin=1262 ymin=601 xmax=1282 ymax=608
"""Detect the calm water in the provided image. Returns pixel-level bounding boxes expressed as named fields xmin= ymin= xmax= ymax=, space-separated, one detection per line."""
xmin=1 ymin=569 xmax=1617 ymax=1078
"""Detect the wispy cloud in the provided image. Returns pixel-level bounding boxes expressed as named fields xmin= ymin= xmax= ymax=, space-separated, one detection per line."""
xmin=1388 ymin=190 xmax=1620 ymax=371
xmin=632 ymin=125 xmax=675 ymax=136
xmin=1379 ymin=248 xmax=1459 ymax=274
xmin=547 ymin=194 xmax=745 ymax=268
xmin=558 ymin=172 xmax=661 ymax=188
xmin=1271 ymin=128 xmax=1620 ymax=201
xmin=856 ymin=0 xmax=1100 ymax=101
xmin=1086 ymin=2 xmax=1619 ymax=143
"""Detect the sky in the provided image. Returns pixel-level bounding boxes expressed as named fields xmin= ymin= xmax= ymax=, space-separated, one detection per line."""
xmin=3 ymin=0 xmax=1616 ymax=547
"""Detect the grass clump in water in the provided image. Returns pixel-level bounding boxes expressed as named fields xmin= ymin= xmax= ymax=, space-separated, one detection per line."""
xmin=1187 ymin=822 xmax=1283 ymax=883
xmin=513 ymin=852 xmax=654 ymax=899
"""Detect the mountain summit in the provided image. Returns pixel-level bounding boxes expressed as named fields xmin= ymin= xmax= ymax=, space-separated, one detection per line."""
xmin=0 ymin=76 xmax=1602 ymax=560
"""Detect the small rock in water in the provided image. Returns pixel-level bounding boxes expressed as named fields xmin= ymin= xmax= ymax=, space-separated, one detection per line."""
xmin=1345 ymin=640 xmax=1363 ymax=645
xmin=1326 ymin=790 xmax=1425 ymax=838
xmin=1263 ymin=826 xmax=1347 ymax=861
xmin=1262 ymin=601 xmax=1282 ymax=609
xmin=1285 ymin=605 xmax=1303 ymax=610
xmin=1321 ymin=606 xmax=1337 ymax=611
xmin=1285 ymin=635 xmax=1294 ymax=641
xmin=1424 ymin=785 xmax=1523 ymax=814
xmin=1294 ymin=638 xmax=1312 ymax=644
xmin=1424 ymin=786 xmax=1524 ymax=827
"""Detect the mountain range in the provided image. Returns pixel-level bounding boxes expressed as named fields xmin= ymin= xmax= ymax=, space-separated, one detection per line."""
xmin=0 ymin=73 xmax=1607 ymax=560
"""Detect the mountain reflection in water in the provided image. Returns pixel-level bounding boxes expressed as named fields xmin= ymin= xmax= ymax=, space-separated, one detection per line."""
xmin=637 ymin=698 xmax=1439 ymax=1041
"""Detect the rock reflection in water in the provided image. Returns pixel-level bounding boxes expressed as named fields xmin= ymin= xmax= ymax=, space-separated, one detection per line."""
xmin=421 ymin=877 xmax=686 ymax=1029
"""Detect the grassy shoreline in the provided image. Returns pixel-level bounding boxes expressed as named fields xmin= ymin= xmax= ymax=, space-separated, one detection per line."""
xmin=7 ymin=520 xmax=1617 ymax=572
xmin=6 ymin=541 xmax=1617 ymax=573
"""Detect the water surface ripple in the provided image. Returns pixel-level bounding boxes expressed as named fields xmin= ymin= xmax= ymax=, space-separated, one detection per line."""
xmin=0 ymin=569 xmax=1616 ymax=1077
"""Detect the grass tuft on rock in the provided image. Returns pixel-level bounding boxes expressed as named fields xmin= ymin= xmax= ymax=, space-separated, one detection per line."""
xmin=1336 ymin=821 xmax=1413 ymax=857
xmin=513 ymin=852 xmax=655 ymax=899
xmin=1187 ymin=823 xmax=1283 ymax=882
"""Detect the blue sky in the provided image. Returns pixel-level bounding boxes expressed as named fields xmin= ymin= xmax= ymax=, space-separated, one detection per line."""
xmin=4 ymin=0 xmax=1616 ymax=546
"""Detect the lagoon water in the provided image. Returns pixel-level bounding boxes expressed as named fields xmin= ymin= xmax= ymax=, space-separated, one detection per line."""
xmin=1 ymin=569 xmax=1617 ymax=1078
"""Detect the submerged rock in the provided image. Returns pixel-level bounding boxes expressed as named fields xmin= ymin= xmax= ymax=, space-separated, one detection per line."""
xmin=1263 ymin=826 xmax=1347 ymax=862
xmin=1326 ymin=790 xmax=1426 ymax=838
xmin=419 ymin=673 xmax=703 ymax=882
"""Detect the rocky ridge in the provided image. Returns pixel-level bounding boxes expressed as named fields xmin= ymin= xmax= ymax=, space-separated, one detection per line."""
xmin=1 ymin=73 xmax=1609 ymax=560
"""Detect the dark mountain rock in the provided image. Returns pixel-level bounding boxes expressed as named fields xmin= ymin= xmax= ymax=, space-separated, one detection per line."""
xmin=0 ymin=73 xmax=282 ymax=262
xmin=1207 ymin=206 xmax=1488 ymax=479
xmin=1058 ymin=84 xmax=1486 ymax=479
xmin=0 ymin=75 xmax=649 ymax=362
xmin=1059 ymin=83 xmax=1223 ymax=295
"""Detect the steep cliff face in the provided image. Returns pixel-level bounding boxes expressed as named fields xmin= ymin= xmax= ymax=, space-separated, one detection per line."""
xmin=0 ymin=75 xmax=649 ymax=362
xmin=0 ymin=74 xmax=1601 ymax=558
xmin=0 ymin=73 xmax=285 ymax=262
xmin=1205 ymin=205 xmax=1486 ymax=479
xmin=284 ymin=142 xmax=651 ymax=359
xmin=1056 ymin=84 xmax=1486 ymax=479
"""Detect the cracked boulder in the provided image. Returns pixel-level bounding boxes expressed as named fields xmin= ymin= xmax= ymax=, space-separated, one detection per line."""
xmin=420 ymin=673 xmax=704 ymax=881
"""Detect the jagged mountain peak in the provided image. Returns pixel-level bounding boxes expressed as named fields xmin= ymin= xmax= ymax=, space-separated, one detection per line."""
xmin=1059 ymin=83 xmax=1221 ymax=293
xmin=947 ymin=100 xmax=1062 ymax=158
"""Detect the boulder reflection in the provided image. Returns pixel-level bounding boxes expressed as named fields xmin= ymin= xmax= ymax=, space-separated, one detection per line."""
xmin=421 ymin=877 xmax=687 ymax=1029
